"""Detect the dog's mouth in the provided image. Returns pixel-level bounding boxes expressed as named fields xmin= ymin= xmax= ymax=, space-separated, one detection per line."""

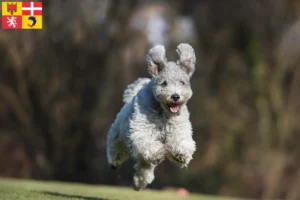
xmin=168 ymin=103 xmax=181 ymax=113
xmin=157 ymin=95 xmax=186 ymax=114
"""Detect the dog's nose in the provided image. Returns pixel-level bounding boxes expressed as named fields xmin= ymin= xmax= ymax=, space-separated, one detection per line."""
xmin=171 ymin=94 xmax=180 ymax=102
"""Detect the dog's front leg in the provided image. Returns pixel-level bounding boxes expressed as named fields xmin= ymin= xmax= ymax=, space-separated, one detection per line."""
xmin=129 ymin=130 xmax=164 ymax=190
xmin=132 ymin=159 xmax=156 ymax=191
xmin=166 ymin=129 xmax=196 ymax=167
xmin=130 ymin=129 xmax=165 ymax=165
xmin=131 ymin=139 xmax=165 ymax=165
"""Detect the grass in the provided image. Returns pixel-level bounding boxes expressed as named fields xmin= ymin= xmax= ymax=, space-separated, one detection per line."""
xmin=0 ymin=178 xmax=242 ymax=200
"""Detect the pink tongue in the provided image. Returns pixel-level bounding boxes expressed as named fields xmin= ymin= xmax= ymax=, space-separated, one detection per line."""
xmin=170 ymin=105 xmax=180 ymax=113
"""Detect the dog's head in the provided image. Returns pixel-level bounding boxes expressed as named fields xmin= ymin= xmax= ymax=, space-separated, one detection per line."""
xmin=147 ymin=43 xmax=196 ymax=115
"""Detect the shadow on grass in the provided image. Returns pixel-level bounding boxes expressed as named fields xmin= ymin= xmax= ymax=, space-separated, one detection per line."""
xmin=40 ymin=191 xmax=117 ymax=200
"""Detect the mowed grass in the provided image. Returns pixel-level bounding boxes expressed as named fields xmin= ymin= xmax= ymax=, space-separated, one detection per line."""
xmin=0 ymin=178 xmax=242 ymax=200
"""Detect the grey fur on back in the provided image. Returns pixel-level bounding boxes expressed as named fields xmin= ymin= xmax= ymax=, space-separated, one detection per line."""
xmin=123 ymin=78 xmax=151 ymax=104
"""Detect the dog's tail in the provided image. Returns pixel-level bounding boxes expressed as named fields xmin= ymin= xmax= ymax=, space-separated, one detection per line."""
xmin=123 ymin=78 xmax=151 ymax=104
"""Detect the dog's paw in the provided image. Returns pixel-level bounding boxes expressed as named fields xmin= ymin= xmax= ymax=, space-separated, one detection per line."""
xmin=171 ymin=153 xmax=191 ymax=167
xmin=173 ymin=153 xmax=187 ymax=163
xmin=109 ymin=160 xmax=122 ymax=170
xmin=133 ymin=174 xmax=147 ymax=191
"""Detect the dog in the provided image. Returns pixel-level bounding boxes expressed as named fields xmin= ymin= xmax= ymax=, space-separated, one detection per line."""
xmin=106 ymin=43 xmax=196 ymax=191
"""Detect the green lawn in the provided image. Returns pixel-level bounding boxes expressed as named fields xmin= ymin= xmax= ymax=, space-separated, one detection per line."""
xmin=0 ymin=178 xmax=242 ymax=200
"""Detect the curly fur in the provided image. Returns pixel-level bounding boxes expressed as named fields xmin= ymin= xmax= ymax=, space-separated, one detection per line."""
xmin=106 ymin=43 xmax=196 ymax=191
xmin=123 ymin=78 xmax=151 ymax=104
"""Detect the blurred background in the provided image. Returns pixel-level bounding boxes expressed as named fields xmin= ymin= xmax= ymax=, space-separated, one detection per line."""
xmin=0 ymin=0 xmax=300 ymax=199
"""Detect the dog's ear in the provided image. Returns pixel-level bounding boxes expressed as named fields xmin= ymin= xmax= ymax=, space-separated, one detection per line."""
xmin=176 ymin=43 xmax=196 ymax=77
xmin=147 ymin=45 xmax=168 ymax=77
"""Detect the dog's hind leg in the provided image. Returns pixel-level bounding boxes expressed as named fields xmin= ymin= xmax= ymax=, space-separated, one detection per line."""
xmin=132 ymin=159 xmax=156 ymax=191
xmin=106 ymin=126 xmax=128 ymax=169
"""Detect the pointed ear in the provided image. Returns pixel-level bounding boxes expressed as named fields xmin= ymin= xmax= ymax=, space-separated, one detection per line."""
xmin=147 ymin=45 xmax=168 ymax=77
xmin=176 ymin=43 xmax=196 ymax=77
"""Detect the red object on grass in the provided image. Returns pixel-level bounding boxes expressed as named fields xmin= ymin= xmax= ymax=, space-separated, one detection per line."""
xmin=177 ymin=188 xmax=190 ymax=196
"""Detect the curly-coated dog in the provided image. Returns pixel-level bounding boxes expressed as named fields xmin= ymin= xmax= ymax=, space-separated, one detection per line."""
xmin=106 ymin=43 xmax=196 ymax=191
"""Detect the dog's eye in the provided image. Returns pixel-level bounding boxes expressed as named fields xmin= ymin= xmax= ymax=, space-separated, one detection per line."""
xmin=162 ymin=81 xmax=168 ymax=86
xmin=180 ymin=81 xmax=186 ymax=85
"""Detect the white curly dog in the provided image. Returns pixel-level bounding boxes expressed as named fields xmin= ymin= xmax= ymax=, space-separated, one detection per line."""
xmin=106 ymin=43 xmax=196 ymax=191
